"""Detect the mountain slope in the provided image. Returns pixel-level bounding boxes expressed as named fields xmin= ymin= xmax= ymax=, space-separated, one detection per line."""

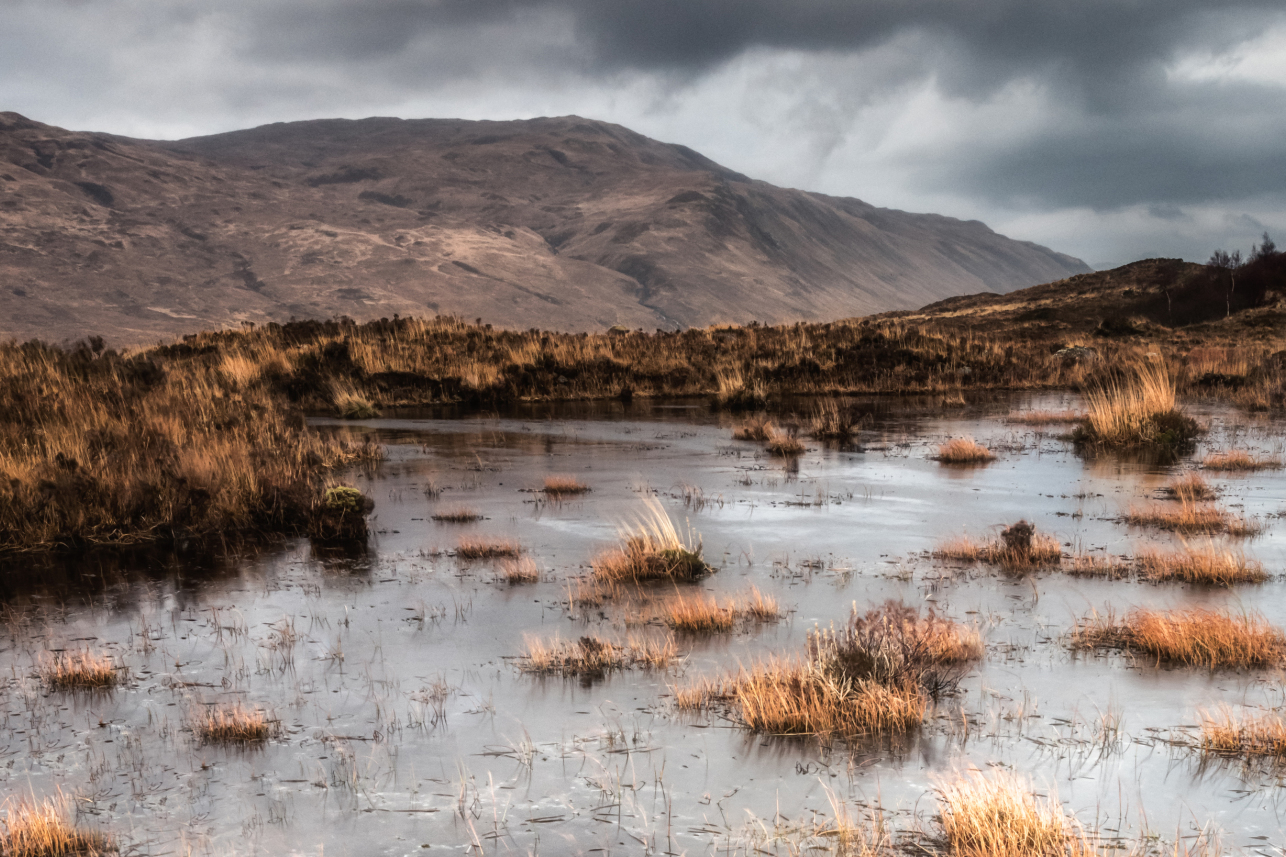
xmin=0 ymin=112 xmax=1090 ymax=344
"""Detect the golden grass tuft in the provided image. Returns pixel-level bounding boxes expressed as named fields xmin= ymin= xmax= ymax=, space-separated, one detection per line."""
xmin=592 ymin=497 xmax=710 ymax=582
xmin=542 ymin=475 xmax=591 ymax=497
xmin=731 ymin=660 xmax=926 ymax=736
xmin=39 ymin=651 xmax=118 ymax=691
xmin=0 ymin=795 xmax=113 ymax=857
xmin=1137 ymin=542 xmax=1266 ymax=585
xmin=1071 ymin=607 xmax=1286 ymax=668
xmin=936 ymin=772 xmax=1093 ymax=857
xmin=1125 ymin=502 xmax=1261 ymax=536
xmin=1163 ymin=472 xmax=1215 ymax=501
xmin=936 ymin=437 xmax=995 ymax=464
xmin=656 ymin=586 xmax=782 ymax=632
xmin=933 ymin=522 xmax=1061 ymax=570
xmin=765 ymin=427 xmax=805 ymax=456
xmin=1064 ymin=553 xmax=1132 ymax=578
xmin=518 ymin=634 xmax=675 ymax=676
xmin=192 ymin=702 xmax=276 ymax=744
xmin=1202 ymin=450 xmax=1282 ymax=471
xmin=1199 ymin=706 xmax=1286 ymax=759
xmin=430 ymin=505 xmax=482 ymax=523
xmin=808 ymin=400 xmax=860 ymax=440
xmin=456 ymin=537 xmax=523 ymax=559
xmin=1073 ymin=360 xmax=1197 ymax=449
xmin=1004 ymin=409 xmax=1081 ymax=425
xmin=497 ymin=556 xmax=540 ymax=584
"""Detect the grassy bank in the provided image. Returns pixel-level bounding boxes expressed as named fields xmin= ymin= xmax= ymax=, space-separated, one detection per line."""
xmin=0 ymin=340 xmax=377 ymax=553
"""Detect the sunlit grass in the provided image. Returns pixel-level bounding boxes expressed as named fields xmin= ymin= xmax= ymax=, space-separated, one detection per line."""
xmin=935 ymin=437 xmax=995 ymax=464
xmin=456 ymin=537 xmax=523 ymax=559
xmin=1202 ymin=450 xmax=1282 ymax=471
xmin=192 ymin=702 xmax=276 ymax=744
xmin=542 ymin=475 xmax=591 ymax=497
xmin=1072 ymin=607 xmax=1286 ymax=668
xmin=592 ymin=497 xmax=709 ymax=582
xmin=0 ymin=794 xmax=113 ymax=857
xmin=39 ymin=651 xmax=118 ymax=691
xmin=1200 ymin=706 xmax=1286 ymax=759
xmin=1125 ymin=502 xmax=1260 ymax=536
xmin=1137 ymin=542 xmax=1266 ymax=585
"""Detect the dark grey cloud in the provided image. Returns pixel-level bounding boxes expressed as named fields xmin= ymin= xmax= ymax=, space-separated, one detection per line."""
xmin=3 ymin=0 xmax=1286 ymax=265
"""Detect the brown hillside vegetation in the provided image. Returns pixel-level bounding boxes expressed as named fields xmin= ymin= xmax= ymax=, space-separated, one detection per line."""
xmin=0 ymin=111 xmax=1087 ymax=345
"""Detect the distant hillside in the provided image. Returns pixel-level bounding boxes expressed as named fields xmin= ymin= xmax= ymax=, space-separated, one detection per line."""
xmin=0 ymin=111 xmax=1090 ymax=344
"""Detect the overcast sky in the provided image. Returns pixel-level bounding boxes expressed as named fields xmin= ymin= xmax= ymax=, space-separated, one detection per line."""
xmin=5 ymin=1 xmax=1286 ymax=268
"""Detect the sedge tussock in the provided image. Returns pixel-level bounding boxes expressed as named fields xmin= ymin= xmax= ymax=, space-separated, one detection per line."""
xmin=542 ymin=475 xmax=591 ymax=497
xmin=456 ymin=537 xmax=523 ymax=559
xmin=39 ymin=651 xmax=118 ymax=691
xmin=192 ymin=702 xmax=276 ymax=744
xmin=732 ymin=415 xmax=773 ymax=441
xmin=808 ymin=400 xmax=860 ymax=440
xmin=935 ymin=437 xmax=995 ymax=464
xmin=518 ymin=634 xmax=674 ymax=676
xmin=1199 ymin=706 xmax=1286 ymax=759
xmin=430 ymin=505 xmax=482 ymax=523
xmin=656 ymin=586 xmax=782 ymax=633
xmin=497 ymin=556 xmax=540 ymax=584
xmin=1163 ymin=472 xmax=1215 ymax=501
xmin=765 ymin=427 xmax=805 ymax=456
xmin=1072 ymin=360 xmax=1198 ymax=449
xmin=1 ymin=794 xmax=113 ymax=857
xmin=1065 ymin=553 xmax=1132 ymax=578
xmin=592 ymin=497 xmax=710 ymax=582
xmin=1004 ymin=409 xmax=1081 ymax=425
xmin=731 ymin=660 xmax=925 ymax=737
xmin=1202 ymin=450 xmax=1282 ymax=471
xmin=741 ymin=585 xmax=782 ymax=621
xmin=1137 ymin=542 xmax=1266 ymax=585
xmin=1071 ymin=607 xmax=1286 ymax=668
xmin=933 ymin=521 xmax=1061 ymax=570
xmin=935 ymin=772 xmax=1093 ymax=857
xmin=1125 ymin=502 xmax=1260 ymax=536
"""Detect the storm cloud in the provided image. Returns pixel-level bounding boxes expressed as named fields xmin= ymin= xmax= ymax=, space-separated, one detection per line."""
xmin=4 ymin=0 xmax=1286 ymax=266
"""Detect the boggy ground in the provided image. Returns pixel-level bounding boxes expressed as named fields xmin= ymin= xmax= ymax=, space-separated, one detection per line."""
xmin=0 ymin=394 xmax=1282 ymax=855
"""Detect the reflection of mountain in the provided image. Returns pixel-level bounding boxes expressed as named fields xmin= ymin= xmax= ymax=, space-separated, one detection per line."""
xmin=1 ymin=111 xmax=1089 ymax=344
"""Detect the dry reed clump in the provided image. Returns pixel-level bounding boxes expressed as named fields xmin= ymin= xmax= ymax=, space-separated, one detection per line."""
xmin=456 ymin=537 xmax=523 ymax=559
xmin=935 ymin=437 xmax=995 ymax=464
xmin=765 ymin=428 xmax=805 ymax=457
xmin=0 ymin=340 xmax=381 ymax=552
xmin=518 ymin=634 xmax=675 ymax=676
xmin=1004 ymin=409 xmax=1081 ymax=425
xmin=1064 ymin=553 xmax=1132 ymax=578
xmin=712 ymin=369 xmax=766 ymax=411
xmin=808 ymin=400 xmax=861 ymax=440
xmin=542 ymin=475 xmax=591 ymax=497
xmin=1072 ymin=361 xmax=1198 ymax=450
xmin=1137 ymin=543 xmax=1267 ymax=585
xmin=656 ymin=586 xmax=782 ymax=632
xmin=430 ymin=506 xmax=483 ymax=523
xmin=39 ymin=651 xmax=119 ymax=691
xmin=1202 ymin=450 xmax=1283 ymax=471
xmin=1199 ymin=706 xmax=1286 ymax=759
xmin=1125 ymin=502 xmax=1261 ymax=536
xmin=1071 ymin=607 xmax=1286 ymax=668
xmin=934 ymin=521 xmax=1062 ymax=570
xmin=730 ymin=660 xmax=926 ymax=736
xmin=0 ymin=795 xmax=113 ymax=857
xmin=731 ymin=415 xmax=773 ymax=441
xmin=935 ymin=772 xmax=1093 ymax=857
xmin=592 ymin=498 xmax=710 ymax=583
xmin=497 ymin=556 xmax=540 ymax=584
xmin=192 ymin=702 xmax=277 ymax=744
xmin=330 ymin=379 xmax=381 ymax=419
xmin=1163 ymin=472 xmax=1215 ymax=501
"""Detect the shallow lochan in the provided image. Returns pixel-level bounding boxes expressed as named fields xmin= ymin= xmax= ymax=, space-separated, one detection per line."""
xmin=1 ymin=394 xmax=1284 ymax=856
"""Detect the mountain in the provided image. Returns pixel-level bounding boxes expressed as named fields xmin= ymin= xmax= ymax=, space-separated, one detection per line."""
xmin=0 ymin=111 xmax=1090 ymax=345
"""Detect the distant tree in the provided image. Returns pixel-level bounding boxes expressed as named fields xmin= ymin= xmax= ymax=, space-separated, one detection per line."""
xmin=1251 ymin=231 xmax=1277 ymax=261
xmin=1207 ymin=247 xmax=1243 ymax=317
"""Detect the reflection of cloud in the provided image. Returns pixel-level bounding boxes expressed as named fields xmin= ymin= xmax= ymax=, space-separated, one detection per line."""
xmin=2 ymin=1 xmax=1284 ymax=267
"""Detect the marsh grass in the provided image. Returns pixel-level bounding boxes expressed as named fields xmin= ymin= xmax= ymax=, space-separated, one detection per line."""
xmin=1163 ymin=472 xmax=1215 ymax=501
xmin=497 ymin=556 xmax=540 ymax=584
xmin=808 ymin=400 xmax=861 ymax=440
xmin=765 ymin=428 xmax=805 ymax=457
xmin=935 ymin=438 xmax=995 ymax=464
xmin=1202 ymin=450 xmax=1282 ymax=471
xmin=39 ymin=651 xmax=118 ymax=691
xmin=1125 ymin=502 xmax=1260 ymax=536
xmin=935 ymin=772 xmax=1094 ymax=857
xmin=542 ymin=475 xmax=591 ymax=497
xmin=732 ymin=415 xmax=773 ymax=441
xmin=934 ymin=522 xmax=1061 ymax=570
xmin=1073 ymin=361 xmax=1198 ymax=450
xmin=656 ymin=586 xmax=781 ymax=632
xmin=730 ymin=660 xmax=926 ymax=737
xmin=1004 ymin=410 xmax=1082 ymax=425
xmin=1137 ymin=542 xmax=1266 ymax=585
xmin=456 ymin=537 xmax=523 ymax=559
xmin=519 ymin=634 xmax=675 ymax=676
xmin=192 ymin=702 xmax=277 ymax=744
xmin=1071 ymin=607 xmax=1286 ymax=668
xmin=592 ymin=498 xmax=710 ymax=583
xmin=431 ymin=506 xmax=483 ymax=523
xmin=1064 ymin=553 xmax=1132 ymax=578
xmin=0 ymin=795 xmax=113 ymax=857
xmin=1200 ymin=706 xmax=1286 ymax=759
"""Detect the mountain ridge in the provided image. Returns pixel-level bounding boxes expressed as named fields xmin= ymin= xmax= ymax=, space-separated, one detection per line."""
xmin=0 ymin=111 xmax=1090 ymax=344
